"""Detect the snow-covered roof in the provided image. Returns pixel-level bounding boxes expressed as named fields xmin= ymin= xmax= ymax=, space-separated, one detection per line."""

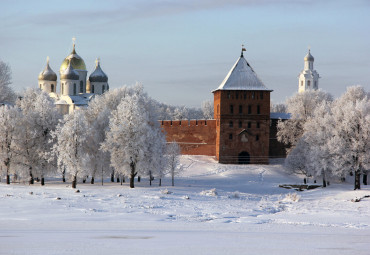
xmin=214 ymin=54 xmax=272 ymax=92
xmin=55 ymin=99 xmax=68 ymax=105
xmin=68 ymin=95 xmax=89 ymax=106
xmin=270 ymin=112 xmax=291 ymax=119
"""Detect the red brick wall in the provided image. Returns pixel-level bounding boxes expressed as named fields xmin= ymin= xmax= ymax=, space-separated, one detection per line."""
xmin=160 ymin=119 xmax=216 ymax=156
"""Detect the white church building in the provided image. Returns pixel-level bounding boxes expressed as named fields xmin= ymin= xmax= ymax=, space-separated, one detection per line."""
xmin=298 ymin=49 xmax=320 ymax=93
xmin=38 ymin=40 xmax=109 ymax=114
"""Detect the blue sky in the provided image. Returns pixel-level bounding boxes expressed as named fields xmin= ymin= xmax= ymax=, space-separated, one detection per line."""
xmin=1 ymin=0 xmax=369 ymax=107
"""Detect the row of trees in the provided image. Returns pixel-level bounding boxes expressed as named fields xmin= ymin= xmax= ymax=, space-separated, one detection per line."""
xmin=0 ymin=84 xmax=183 ymax=188
xmin=277 ymin=86 xmax=369 ymax=190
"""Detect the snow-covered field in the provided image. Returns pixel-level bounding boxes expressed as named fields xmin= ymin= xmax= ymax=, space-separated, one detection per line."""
xmin=1 ymin=156 xmax=370 ymax=255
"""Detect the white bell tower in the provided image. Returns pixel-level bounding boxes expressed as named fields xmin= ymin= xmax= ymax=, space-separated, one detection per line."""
xmin=298 ymin=48 xmax=320 ymax=93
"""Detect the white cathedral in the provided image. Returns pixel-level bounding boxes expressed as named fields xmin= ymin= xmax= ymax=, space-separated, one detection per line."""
xmin=298 ymin=49 xmax=320 ymax=93
xmin=38 ymin=40 xmax=109 ymax=114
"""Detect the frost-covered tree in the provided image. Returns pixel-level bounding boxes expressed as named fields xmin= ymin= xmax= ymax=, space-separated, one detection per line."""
xmin=277 ymin=90 xmax=333 ymax=151
xmin=13 ymin=89 xmax=61 ymax=185
xmin=270 ymin=103 xmax=287 ymax=113
xmin=166 ymin=142 xmax=182 ymax=186
xmin=102 ymin=86 xmax=153 ymax=188
xmin=328 ymin=86 xmax=370 ymax=190
xmin=303 ymin=101 xmax=335 ymax=187
xmin=0 ymin=60 xmax=16 ymax=104
xmin=0 ymin=105 xmax=19 ymax=184
xmin=51 ymin=110 xmax=89 ymax=188
xmin=201 ymin=99 xmax=214 ymax=119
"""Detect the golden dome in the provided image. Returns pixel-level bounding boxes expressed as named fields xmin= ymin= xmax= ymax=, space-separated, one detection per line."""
xmin=60 ymin=43 xmax=86 ymax=73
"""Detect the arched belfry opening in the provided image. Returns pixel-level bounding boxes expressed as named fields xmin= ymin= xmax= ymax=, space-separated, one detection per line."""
xmin=238 ymin=151 xmax=250 ymax=164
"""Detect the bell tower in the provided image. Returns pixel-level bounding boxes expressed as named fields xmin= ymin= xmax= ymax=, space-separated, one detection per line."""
xmin=298 ymin=48 xmax=320 ymax=93
xmin=213 ymin=47 xmax=272 ymax=164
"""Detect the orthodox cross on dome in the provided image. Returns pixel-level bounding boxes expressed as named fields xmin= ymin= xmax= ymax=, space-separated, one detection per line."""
xmin=241 ymin=44 xmax=246 ymax=57
xmin=95 ymin=58 xmax=100 ymax=67
xmin=46 ymin=56 xmax=50 ymax=65
xmin=72 ymin=37 xmax=76 ymax=53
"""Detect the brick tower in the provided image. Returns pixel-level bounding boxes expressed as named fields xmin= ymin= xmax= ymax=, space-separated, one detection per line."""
xmin=213 ymin=48 xmax=272 ymax=164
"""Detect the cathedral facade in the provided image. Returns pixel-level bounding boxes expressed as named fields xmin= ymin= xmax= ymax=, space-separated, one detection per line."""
xmin=38 ymin=41 xmax=109 ymax=114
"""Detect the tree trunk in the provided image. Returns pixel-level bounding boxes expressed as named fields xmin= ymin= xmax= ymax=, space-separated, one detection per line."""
xmin=138 ymin=176 xmax=141 ymax=182
xmin=72 ymin=175 xmax=77 ymax=189
xmin=111 ymin=172 xmax=114 ymax=182
xmin=159 ymin=178 xmax=162 ymax=187
xmin=322 ymin=176 xmax=326 ymax=188
xmin=117 ymin=177 xmax=120 ymax=183
xmin=122 ymin=175 xmax=125 ymax=183
xmin=101 ymin=166 xmax=104 ymax=186
xmin=363 ymin=174 xmax=367 ymax=185
xmin=354 ymin=170 xmax=361 ymax=190
xmin=41 ymin=177 xmax=45 ymax=186
xmin=6 ymin=174 xmax=10 ymax=185
xmin=303 ymin=178 xmax=307 ymax=184
xmin=121 ymin=175 xmax=123 ymax=186
xmin=29 ymin=168 xmax=34 ymax=185
xmin=62 ymin=167 xmax=66 ymax=182
xmin=149 ymin=171 xmax=152 ymax=186
xmin=130 ymin=161 xmax=136 ymax=188
xmin=91 ymin=177 xmax=94 ymax=184
xmin=172 ymin=173 xmax=174 ymax=187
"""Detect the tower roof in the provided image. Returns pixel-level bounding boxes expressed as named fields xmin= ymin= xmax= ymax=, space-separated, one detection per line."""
xmin=60 ymin=40 xmax=86 ymax=73
xmin=89 ymin=59 xmax=108 ymax=82
xmin=60 ymin=60 xmax=79 ymax=80
xmin=38 ymin=57 xmax=57 ymax=81
xmin=214 ymin=53 xmax=271 ymax=92
xmin=304 ymin=49 xmax=314 ymax=61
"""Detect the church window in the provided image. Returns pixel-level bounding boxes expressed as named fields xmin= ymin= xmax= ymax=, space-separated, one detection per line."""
xmin=102 ymin=85 xmax=105 ymax=94
xmin=239 ymin=121 xmax=242 ymax=128
xmin=73 ymin=83 xmax=76 ymax=95
xmin=92 ymin=85 xmax=95 ymax=93
xmin=260 ymin=92 xmax=263 ymax=100
xmin=179 ymin=120 xmax=182 ymax=126
xmin=257 ymin=122 xmax=260 ymax=128
xmin=80 ymin=81 xmax=83 ymax=93
xmin=229 ymin=134 xmax=233 ymax=140
xmin=256 ymin=135 xmax=259 ymax=141
xmin=51 ymin=84 xmax=54 ymax=92
xmin=301 ymin=81 xmax=303 ymax=87
xmin=62 ymin=83 xmax=64 ymax=94
xmin=257 ymin=105 xmax=260 ymax=114
xmin=252 ymin=92 xmax=255 ymax=99
xmin=239 ymin=105 xmax=242 ymax=114
xmin=307 ymin=80 xmax=311 ymax=87
xmin=230 ymin=105 xmax=234 ymax=114
xmin=39 ymin=84 xmax=41 ymax=89
xmin=248 ymin=122 xmax=251 ymax=128
xmin=248 ymin=105 xmax=251 ymax=114
xmin=229 ymin=121 xmax=233 ymax=128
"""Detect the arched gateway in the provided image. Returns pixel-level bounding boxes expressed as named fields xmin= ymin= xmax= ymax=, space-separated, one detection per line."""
xmin=238 ymin=151 xmax=250 ymax=164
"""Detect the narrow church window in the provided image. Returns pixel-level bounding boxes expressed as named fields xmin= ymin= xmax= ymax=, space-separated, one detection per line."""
xmin=301 ymin=81 xmax=303 ymax=87
xmin=229 ymin=121 xmax=233 ymax=128
xmin=248 ymin=122 xmax=251 ymax=128
xmin=260 ymin=92 xmax=263 ymax=100
xmin=257 ymin=122 xmax=260 ymax=128
xmin=230 ymin=105 xmax=234 ymax=114
xmin=205 ymin=120 xmax=207 ymax=126
xmin=239 ymin=105 xmax=242 ymax=114
xmin=80 ymin=81 xmax=83 ymax=93
xmin=51 ymin=84 xmax=54 ymax=92
xmin=92 ymin=85 xmax=95 ymax=93
xmin=196 ymin=120 xmax=198 ymax=126
xmin=62 ymin=83 xmax=64 ymax=94
xmin=39 ymin=84 xmax=41 ymax=89
xmin=248 ymin=105 xmax=251 ymax=114
xmin=170 ymin=120 xmax=172 ymax=126
xmin=239 ymin=121 xmax=242 ymax=128
xmin=256 ymin=135 xmax=259 ymax=141
xmin=229 ymin=134 xmax=233 ymax=140
xmin=307 ymin=80 xmax=311 ymax=87
xmin=102 ymin=85 xmax=105 ymax=93
xmin=73 ymin=83 xmax=76 ymax=95
xmin=257 ymin=105 xmax=260 ymax=114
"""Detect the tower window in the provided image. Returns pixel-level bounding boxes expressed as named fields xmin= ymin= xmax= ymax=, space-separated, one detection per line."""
xmin=252 ymin=92 xmax=255 ymax=99
xmin=80 ymin=81 xmax=83 ymax=93
xmin=92 ymin=85 xmax=95 ymax=93
xmin=307 ymin=80 xmax=311 ymax=87
xmin=51 ymin=84 xmax=54 ymax=92
xmin=73 ymin=83 xmax=76 ymax=95
xmin=256 ymin=135 xmax=259 ymax=141
xmin=236 ymin=91 xmax=239 ymax=99
xmin=257 ymin=105 xmax=260 ymax=114
xmin=230 ymin=105 xmax=234 ymax=114
xmin=260 ymin=92 xmax=263 ymax=100
xmin=239 ymin=105 xmax=242 ymax=114
xmin=228 ymin=92 xmax=231 ymax=99
xmin=239 ymin=121 xmax=242 ymax=128
xmin=229 ymin=121 xmax=233 ymax=128
xmin=248 ymin=105 xmax=252 ymax=114
xmin=257 ymin=122 xmax=260 ymax=128
xmin=244 ymin=93 xmax=247 ymax=99
xmin=248 ymin=122 xmax=251 ymax=128
xmin=39 ymin=84 xmax=42 ymax=89
xmin=229 ymin=134 xmax=233 ymax=140
xmin=62 ymin=83 xmax=64 ymax=94
xmin=301 ymin=81 xmax=303 ymax=87
xmin=102 ymin=85 xmax=105 ymax=94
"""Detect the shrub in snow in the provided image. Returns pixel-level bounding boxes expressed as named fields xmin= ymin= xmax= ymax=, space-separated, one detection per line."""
xmin=228 ymin=191 xmax=240 ymax=199
xmin=161 ymin=189 xmax=173 ymax=194
xmin=201 ymin=188 xmax=218 ymax=196
xmin=282 ymin=193 xmax=301 ymax=203
xmin=183 ymin=195 xmax=190 ymax=200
